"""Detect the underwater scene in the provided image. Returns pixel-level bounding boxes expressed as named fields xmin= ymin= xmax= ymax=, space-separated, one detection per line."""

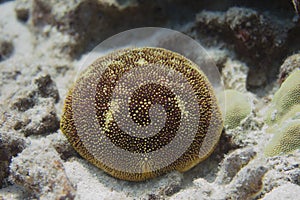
xmin=0 ymin=0 xmax=300 ymax=199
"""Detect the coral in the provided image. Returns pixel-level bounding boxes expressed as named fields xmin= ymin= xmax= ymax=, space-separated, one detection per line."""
xmin=280 ymin=104 xmax=300 ymax=122
xmin=279 ymin=53 xmax=300 ymax=84
xmin=266 ymin=70 xmax=300 ymax=125
xmin=266 ymin=104 xmax=300 ymax=134
xmin=61 ymin=47 xmax=223 ymax=181
xmin=265 ymin=71 xmax=300 ymax=156
xmin=220 ymin=89 xmax=252 ymax=129
xmin=264 ymin=119 xmax=300 ymax=157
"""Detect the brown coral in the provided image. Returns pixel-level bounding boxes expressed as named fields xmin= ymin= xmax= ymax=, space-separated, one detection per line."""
xmin=60 ymin=47 xmax=223 ymax=181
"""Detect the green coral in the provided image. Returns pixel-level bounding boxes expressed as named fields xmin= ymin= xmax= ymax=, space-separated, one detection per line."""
xmin=266 ymin=70 xmax=300 ymax=125
xmin=219 ymin=89 xmax=252 ymax=129
xmin=278 ymin=104 xmax=300 ymax=123
xmin=264 ymin=70 xmax=300 ymax=156
xmin=267 ymin=104 xmax=300 ymax=133
xmin=264 ymin=119 xmax=300 ymax=157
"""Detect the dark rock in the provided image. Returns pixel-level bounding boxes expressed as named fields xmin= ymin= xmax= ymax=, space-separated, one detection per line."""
xmin=0 ymin=131 xmax=26 ymax=188
xmin=15 ymin=0 xmax=31 ymax=21
xmin=22 ymin=98 xmax=60 ymax=136
xmin=216 ymin=147 xmax=257 ymax=184
xmin=278 ymin=53 xmax=300 ymax=84
xmin=9 ymin=73 xmax=60 ymax=136
xmin=195 ymin=7 xmax=296 ymax=89
xmin=0 ymin=37 xmax=14 ymax=61
xmin=34 ymin=74 xmax=59 ymax=102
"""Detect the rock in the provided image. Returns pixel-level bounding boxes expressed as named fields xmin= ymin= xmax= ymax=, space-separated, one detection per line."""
xmin=64 ymin=157 xmax=185 ymax=199
xmin=159 ymin=172 xmax=183 ymax=197
xmin=0 ymin=36 xmax=14 ymax=61
xmin=11 ymin=73 xmax=59 ymax=111
xmin=33 ymin=74 xmax=59 ymax=102
xmin=14 ymin=0 xmax=31 ymax=21
xmin=9 ymin=139 xmax=76 ymax=199
xmin=221 ymin=58 xmax=248 ymax=92
xmin=215 ymin=147 xmax=256 ymax=184
xmin=46 ymin=132 xmax=78 ymax=161
xmin=21 ymin=98 xmax=59 ymax=136
xmin=206 ymin=48 xmax=230 ymax=71
xmin=164 ymin=181 xmax=182 ymax=196
xmin=195 ymin=7 xmax=294 ymax=89
xmin=225 ymin=162 xmax=268 ymax=199
xmin=0 ymin=131 xmax=26 ymax=188
xmin=264 ymin=151 xmax=300 ymax=190
xmin=262 ymin=183 xmax=300 ymax=200
xmin=15 ymin=0 xmax=166 ymax=58
xmin=64 ymin=158 xmax=131 ymax=200
xmin=169 ymin=188 xmax=207 ymax=200
xmin=8 ymin=73 xmax=60 ymax=136
xmin=0 ymin=185 xmax=29 ymax=199
xmin=288 ymin=168 xmax=300 ymax=185
xmin=279 ymin=53 xmax=300 ymax=84
xmin=193 ymin=178 xmax=215 ymax=197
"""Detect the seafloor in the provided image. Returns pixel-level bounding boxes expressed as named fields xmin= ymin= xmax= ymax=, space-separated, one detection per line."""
xmin=0 ymin=0 xmax=300 ymax=199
